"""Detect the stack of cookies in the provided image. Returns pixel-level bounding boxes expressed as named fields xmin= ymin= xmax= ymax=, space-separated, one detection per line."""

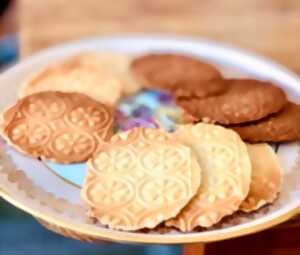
xmin=80 ymin=125 xmax=282 ymax=231
xmin=0 ymin=51 xmax=292 ymax=232
xmin=132 ymin=53 xmax=300 ymax=143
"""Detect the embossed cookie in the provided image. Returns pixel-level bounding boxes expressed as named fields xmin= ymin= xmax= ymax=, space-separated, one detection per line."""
xmin=166 ymin=123 xmax=251 ymax=231
xmin=19 ymin=54 xmax=123 ymax=105
xmin=230 ymin=102 xmax=300 ymax=142
xmin=172 ymin=78 xmax=227 ymax=99
xmin=81 ymin=127 xmax=201 ymax=231
xmin=0 ymin=91 xmax=113 ymax=163
xmin=131 ymin=53 xmax=222 ymax=91
xmin=177 ymin=79 xmax=287 ymax=124
xmin=240 ymin=143 xmax=282 ymax=212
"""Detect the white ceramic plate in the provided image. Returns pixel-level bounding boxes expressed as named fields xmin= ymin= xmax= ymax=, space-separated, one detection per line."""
xmin=1 ymin=35 xmax=300 ymax=244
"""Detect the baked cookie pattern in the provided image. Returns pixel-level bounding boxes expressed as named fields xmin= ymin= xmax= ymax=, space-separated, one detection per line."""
xmin=166 ymin=123 xmax=251 ymax=231
xmin=1 ymin=91 xmax=113 ymax=163
xmin=81 ymin=128 xmax=201 ymax=231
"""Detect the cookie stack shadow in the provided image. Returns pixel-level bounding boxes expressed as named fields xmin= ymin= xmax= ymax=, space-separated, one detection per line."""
xmin=0 ymin=52 xmax=294 ymax=233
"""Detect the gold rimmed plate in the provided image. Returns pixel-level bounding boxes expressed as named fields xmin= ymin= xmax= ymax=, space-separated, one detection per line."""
xmin=1 ymin=35 xmax=300 ymax=244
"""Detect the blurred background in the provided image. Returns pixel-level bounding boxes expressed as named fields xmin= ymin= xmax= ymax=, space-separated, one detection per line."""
xmin=1 ymin=1 xmax=300 ymax=254
xmin=0 ymin=0 xmax=17 ymax=69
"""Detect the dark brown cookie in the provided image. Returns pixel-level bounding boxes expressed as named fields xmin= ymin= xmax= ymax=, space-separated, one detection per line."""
xmin=131 ymin=53 xmax=222 ymax=91
xmin=229 ymin=102 xmax=300 ymax=142
xmin=176 ymin=79 xmax=287 ymax=125
xmin=172 ymin=78 xmax=227 ymax=99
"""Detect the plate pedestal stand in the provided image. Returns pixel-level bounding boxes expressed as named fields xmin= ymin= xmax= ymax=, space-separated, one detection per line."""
xmin=183 ymin=243 xmax=205 ymax=255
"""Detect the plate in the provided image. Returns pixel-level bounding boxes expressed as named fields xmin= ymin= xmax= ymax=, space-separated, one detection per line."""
xmin=1 ymin=35 xmax=300 ymax=244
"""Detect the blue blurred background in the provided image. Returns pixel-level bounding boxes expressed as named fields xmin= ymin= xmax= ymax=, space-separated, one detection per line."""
xmin=0 ymin=200 xmax=182 ymax=255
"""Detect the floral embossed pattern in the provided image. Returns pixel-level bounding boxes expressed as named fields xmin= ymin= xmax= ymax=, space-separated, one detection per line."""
xmin=0 ymin=91 xmax=113 ymax=163
xmin=81 ymin=127 xmax=202 ymax=231
xmin=166 ymin=123 xmax=252 ymax=231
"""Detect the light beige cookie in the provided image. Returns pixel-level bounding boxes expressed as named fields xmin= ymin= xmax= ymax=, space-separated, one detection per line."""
xmin=240 ymin=143 xmax=282 ymax=212
xmin=1 ymin=91 xmax=113 ymax=163
xmin=81 ymin=127 xmax=201 ymax=231
xmin=166 ymin=123 xmax=251 ymax=231
xmin=19 ymin=54 xmax=124 ymax=105
xmin=69 ymin=53 xmax=142 ymax=94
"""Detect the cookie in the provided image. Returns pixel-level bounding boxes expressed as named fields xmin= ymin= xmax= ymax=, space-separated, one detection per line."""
xmin=81 ymin=127 xmax=201 ymax=231
xmin=240 ymin=143 xmax=282 ymax=212
xmin=131 ymin=53 xmax=222 ymax=91
xmin=166 ymin=123 xmax=251 ymax=231
xmin=172 ymin=78 xmax=227 ymax=99
xmin=0 ymin=91 xmax=113 ymax=163
xmin=68 ymin=53 xmax=142 ymax=94
xmin=19 ymin=54 xmax=123 ymax=105
xmin=177 ymin=79 xmax=287 ymax=124
xmin=230 ymin=102 xmax=300 ymax=142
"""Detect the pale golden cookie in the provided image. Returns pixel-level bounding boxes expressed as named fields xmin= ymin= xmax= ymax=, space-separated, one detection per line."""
xmin=69 ymin=53 xmax=142 ymax=94
xmin=19 ymin=54 xmax=123 ymax=105
xmin=166 ymin=123 xmax=251 ymax=231
xmin=1 ymin=91 xmax=113 ymax=163
xmin=240 ymin=143 xmax=282 ymax=212
xmin=81 ymin=128 xmax=201 ymax=231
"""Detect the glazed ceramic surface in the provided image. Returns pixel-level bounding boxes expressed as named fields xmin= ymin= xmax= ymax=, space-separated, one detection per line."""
xmin=1 ymin=36 xmax=300 ymax=244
